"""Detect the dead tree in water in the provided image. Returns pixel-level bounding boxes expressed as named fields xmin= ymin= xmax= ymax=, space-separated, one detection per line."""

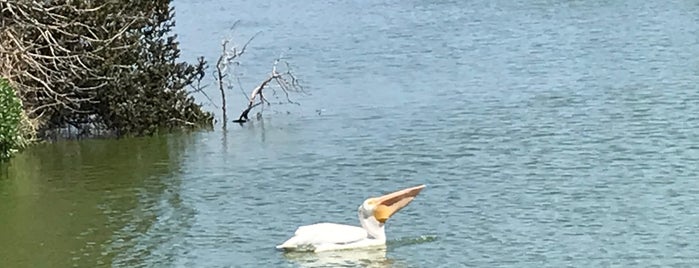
xmin=233 ymin=57 xmax=304 ymax=124
xmin=212 ymin=27 xmax=304 ymax=126
xmin=213 ymin=31 xmax=256 ymax=128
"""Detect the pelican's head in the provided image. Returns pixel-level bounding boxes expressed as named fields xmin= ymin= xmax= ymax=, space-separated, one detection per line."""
xmin=359 ymin=184 xmax=426 ymax=224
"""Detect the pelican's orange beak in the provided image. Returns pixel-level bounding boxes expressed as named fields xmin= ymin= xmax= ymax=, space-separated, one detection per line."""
xmin=372 ymin=184 xmax=426 ymax=223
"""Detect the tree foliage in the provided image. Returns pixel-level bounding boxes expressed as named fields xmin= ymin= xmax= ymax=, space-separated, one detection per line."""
xmin=0 ymin=78 xmax=26 ymax=160
xmin=0 ymin=0 xmax=213 ymax=138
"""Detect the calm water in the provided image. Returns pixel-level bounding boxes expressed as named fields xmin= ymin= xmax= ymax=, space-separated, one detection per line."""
xmin=3 ymin=0 xmax=699 ymax=267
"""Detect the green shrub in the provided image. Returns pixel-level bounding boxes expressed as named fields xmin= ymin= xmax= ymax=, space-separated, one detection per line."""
xmin=1 ymin=1 xmax=213 ymax=138
xmin=0 ymin=78 xmax=24 ymax=161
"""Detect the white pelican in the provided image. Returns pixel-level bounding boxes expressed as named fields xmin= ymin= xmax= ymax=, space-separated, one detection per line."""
xmin=276 ymin=184 xmax=426 ymax=252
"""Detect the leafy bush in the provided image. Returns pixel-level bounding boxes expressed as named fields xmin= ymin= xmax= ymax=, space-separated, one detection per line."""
xmin=0 ymin=78 xmax=25 ymax=160
xmin=0 ymin=1 xmax=213 ymax=138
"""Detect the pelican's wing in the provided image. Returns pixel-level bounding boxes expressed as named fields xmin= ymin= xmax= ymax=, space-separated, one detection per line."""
xmin=276 ymin=223 xmax=368 ymax=251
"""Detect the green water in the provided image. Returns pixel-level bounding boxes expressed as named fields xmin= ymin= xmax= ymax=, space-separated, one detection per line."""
xmin=0 ymin=135 xmax=191 ymax=267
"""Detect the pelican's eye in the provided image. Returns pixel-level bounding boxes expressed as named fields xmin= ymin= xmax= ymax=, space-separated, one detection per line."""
xmin=366 ymin=198 xmax=378 ymax=206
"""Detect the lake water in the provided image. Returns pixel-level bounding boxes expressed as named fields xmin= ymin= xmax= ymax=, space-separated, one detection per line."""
xmin=3 ymin=0 xmax=699 ymax=267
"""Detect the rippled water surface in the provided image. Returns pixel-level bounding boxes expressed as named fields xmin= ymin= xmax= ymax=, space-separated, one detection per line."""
xmin=3 ymin=0 xmax=699 ymax=267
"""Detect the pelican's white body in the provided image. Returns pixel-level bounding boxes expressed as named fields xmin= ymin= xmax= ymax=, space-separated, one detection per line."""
xmin=276 ymin=184 xmax=425 ymax=252
xmin=276 ymin=205 xmax=387 ymax=252
xmin=276 ymin=223 xmax=385 ymax=252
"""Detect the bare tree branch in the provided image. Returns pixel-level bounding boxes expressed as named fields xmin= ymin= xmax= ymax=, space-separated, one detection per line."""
xmin=232 ymin=55 xmax=304 ymax=123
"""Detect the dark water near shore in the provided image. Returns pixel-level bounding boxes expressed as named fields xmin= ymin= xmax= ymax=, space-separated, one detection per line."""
xmin=3 ymin=0 xmax=699 ymax=267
